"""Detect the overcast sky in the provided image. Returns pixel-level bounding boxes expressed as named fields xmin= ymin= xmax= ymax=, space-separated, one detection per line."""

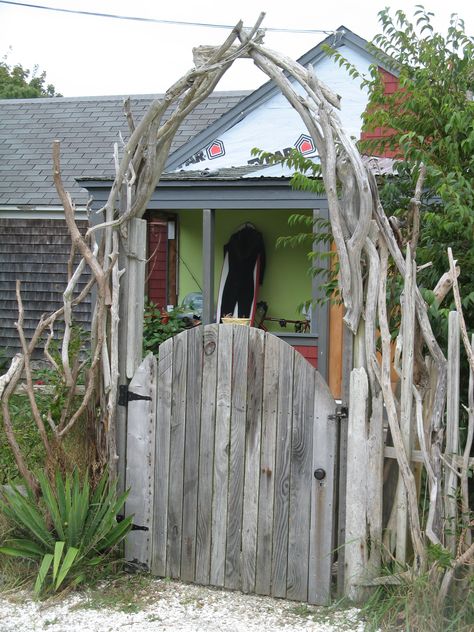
xmin=0 ymin=0 xmax=473 ymax=97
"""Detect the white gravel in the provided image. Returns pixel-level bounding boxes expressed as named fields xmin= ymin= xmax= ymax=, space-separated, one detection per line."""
xmin=0 ymin=578 xmax=366 ymax=632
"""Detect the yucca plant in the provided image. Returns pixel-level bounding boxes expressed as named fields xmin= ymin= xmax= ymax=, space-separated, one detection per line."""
xmin=0 ymin=469 xmax=132 ymax=595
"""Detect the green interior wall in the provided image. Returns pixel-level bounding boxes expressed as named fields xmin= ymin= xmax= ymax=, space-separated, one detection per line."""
xmin=176 ymin=209 xmax=312 ymax=330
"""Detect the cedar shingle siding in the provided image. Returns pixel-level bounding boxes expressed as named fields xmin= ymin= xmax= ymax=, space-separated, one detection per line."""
xmin=0 ymin=219 xmax=90 ymax=357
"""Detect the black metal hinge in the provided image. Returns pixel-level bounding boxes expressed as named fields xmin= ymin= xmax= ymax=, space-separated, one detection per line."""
xmin=118 ymin=385 xmax=152 ymax=407
xmin=328 ymin=404 xmax=348 ymax=422
xmin=116 ymin=514 xmax=149 ymax=531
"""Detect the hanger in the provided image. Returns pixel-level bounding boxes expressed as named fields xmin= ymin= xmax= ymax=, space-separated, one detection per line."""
xmin=234 ymin=221 xmax=256 ymax=232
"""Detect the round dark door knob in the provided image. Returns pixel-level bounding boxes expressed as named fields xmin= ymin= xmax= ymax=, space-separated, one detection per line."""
xmin=314 ymin=468 xmax=326 ymax=481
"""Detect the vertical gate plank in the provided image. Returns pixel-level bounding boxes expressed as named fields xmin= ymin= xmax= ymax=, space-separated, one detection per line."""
xmin=271 ymin=342 xmax=294 ymax=598
xmin=151 ymin=337 xmax=173 ymax=576
xmin=225 ymin=324 xmax=249 ymax=590
xmin=210 ymin=325 xmax=233 ymax=586
xmin=308 ymin=371 xmax=337 ymax=605
xmin=255 ymin=333 xmax=280 ymax=595
xmin=287 ymin=354 xmax=314 ymax=602
xmin=181 ymin=327 xmax=203 ymax=581
xmin=167 ymin=331 xmax=188 ymax=578
xmin=195 ymin=324 xmax=218 ymax=584
xmin=124 ymin=354 xmax=157 ymax=569
xmin=242 ymin=328 xmax=264 ymax=593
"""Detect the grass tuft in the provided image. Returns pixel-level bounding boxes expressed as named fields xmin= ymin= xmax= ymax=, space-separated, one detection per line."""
xmin=361 ymin=571 xmax=474 ymax=631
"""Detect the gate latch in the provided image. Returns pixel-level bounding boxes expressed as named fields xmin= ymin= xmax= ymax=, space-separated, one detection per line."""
xmin=118 ymin=385 xmax=152 ymax=407
xmin=328 ymin=404 xmax=348 ymax=422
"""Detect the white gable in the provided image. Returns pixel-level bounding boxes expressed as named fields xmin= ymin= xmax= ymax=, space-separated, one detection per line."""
xmin=178 ymin=45 xmax=371 ymax=172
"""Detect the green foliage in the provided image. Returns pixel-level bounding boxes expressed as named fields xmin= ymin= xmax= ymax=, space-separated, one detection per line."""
xmin=252 ymin=148 xmax=339 ymax=307
xmin=0 ymin=57 xmax=61 ymax=99
xmin=361 ymin=8 xmax=474 ymax=319
xmin=143 ymin=301 xmax=186 ymax=354
xmin=250 ymin=147 xmax=325 ymax=193
xmin=0 ymin=469 xmax=132 ymax=595
xmin=361 ymin=569 xmax=474 ymax=631
xmin=0 ymin=327 xmax=90 ymax=484
xmin=0 ymin=393 xmax=48 ymax=485
xmin=349 ymin=7 xmax=474 ymax=424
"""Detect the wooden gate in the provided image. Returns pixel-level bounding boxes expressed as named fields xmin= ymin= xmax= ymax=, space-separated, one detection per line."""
xmin=124 ymin=324 xmax=337 ymax=605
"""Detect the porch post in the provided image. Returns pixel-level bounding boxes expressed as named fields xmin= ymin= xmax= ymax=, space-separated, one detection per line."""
xmin=202 ymin=208 xmax=215 ymax=324
xmin=312 ymin=208 xmax=329 ymax=380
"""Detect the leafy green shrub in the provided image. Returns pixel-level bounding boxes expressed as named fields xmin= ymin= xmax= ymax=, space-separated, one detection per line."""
xmin=0 ymin=394 xmax=48 ymax=485
xmin=0 ymin=469 xmax=132 ymax=595
xmin=143 ymin=301 xmax=186 ymax=354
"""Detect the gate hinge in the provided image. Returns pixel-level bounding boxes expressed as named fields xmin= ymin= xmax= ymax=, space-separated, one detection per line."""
xmin=116 ymin=514 xmax=149 ymax=531
xmin=328 ymin=404 xmax=348 ymax=421
xmin=118 ymin=385 xmax=152 ymax=407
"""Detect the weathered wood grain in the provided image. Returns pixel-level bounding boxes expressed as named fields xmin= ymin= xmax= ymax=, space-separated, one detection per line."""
xmin=271 ymin=341 xmax=294 ymax=598
xmin=287 ymin=353 xmax=314 ymax=602
xmin=396 ymin=253 xmax=416 ymax=564
xmin=151 ymin=337 xmax=173 ymax=576
xmin=195 ymin=324 xmax=218 ymax=584
xmin=146 ymin=326 xmax=336 ymax=604
xmin=181 ymin=326 xmax=203 ymax=581
xmin=225 ymin=324 xmax=249 ymax=590
xmin=308 ymin=371 xmax=336 ymax=605
xmin=126 ymin=218 xmax=147 ymax=379
xmin=445 ymin=311 xmax=460 ymax=555
xmin=210 ymin=324 xmax=233 ymax=586
xmin=255 ymin=333 xmax=280 ymax=595
xmin=344 ymin=367 xmax=369 ymax=601
xmin=166 ymin=331 xmax=188 ymax=578
xmin=124 ymin=354 xmax=157 ymax=570
xmin=241 ymin=328 xmax=264 ymax=593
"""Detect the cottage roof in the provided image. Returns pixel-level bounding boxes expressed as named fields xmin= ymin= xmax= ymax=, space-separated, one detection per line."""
xmin=0 ymin=91 xmax=249 ymax=209
xmin=0 ymin=25 xmax=394 ymax=213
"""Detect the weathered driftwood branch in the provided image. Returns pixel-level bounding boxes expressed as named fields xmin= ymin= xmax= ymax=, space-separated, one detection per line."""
xmin=408 ymin=163 xmax=426 ymax=256
xmin=448 ymin=248 xmax=474 ymax=375
xmin=375 ymin=243 xmax=426 ymax=568
xmin=15 ymin=282 xmax=54 ymax=464
xmin=461 ymin=335 xmax=474 ymax=547
xmin=433 ymin=268 xmax=459 ymax=307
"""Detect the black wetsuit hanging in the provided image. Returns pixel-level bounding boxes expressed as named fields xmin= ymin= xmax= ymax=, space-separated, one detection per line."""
xmin=219 ymin=224 xmax=265 ymax=320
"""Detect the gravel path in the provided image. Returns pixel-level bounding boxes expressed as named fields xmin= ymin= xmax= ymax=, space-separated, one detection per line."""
xmin=0 ymin=577 xmax=366 ymax=632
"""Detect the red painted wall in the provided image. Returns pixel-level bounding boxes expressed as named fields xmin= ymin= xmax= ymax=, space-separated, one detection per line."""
xmin=147 ymin=221 xmax=168 ymax=308
xmin=293 ymin=344 xmax=318 ymax=369
xmin=360 ymin=67 xmax=400 ymax=158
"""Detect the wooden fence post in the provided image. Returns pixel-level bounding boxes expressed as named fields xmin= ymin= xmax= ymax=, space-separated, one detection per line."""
xmin=116 ymin=218 xmax=147 ymax=493
xmin=124 ymin=354 xmax=157 ymax=569
xmin=445 ymin=310 xmax=460 ymax=554
xmin=344 ymin=366 xmax=369 ymax=600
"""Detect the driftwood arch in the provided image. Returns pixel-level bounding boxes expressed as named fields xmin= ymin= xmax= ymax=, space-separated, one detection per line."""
xmin=2 ymin=12 xmax=473 ymax=601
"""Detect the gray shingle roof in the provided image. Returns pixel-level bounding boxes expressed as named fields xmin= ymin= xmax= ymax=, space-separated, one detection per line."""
xmin=0 ymin=91 xmax=249 ymax=207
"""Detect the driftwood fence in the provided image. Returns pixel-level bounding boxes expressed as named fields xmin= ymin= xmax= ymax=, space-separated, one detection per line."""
xmin=1 ymin=14 xmax=473 ymax=606
xmin=345 ymin=308 xmax=474 ymax=598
